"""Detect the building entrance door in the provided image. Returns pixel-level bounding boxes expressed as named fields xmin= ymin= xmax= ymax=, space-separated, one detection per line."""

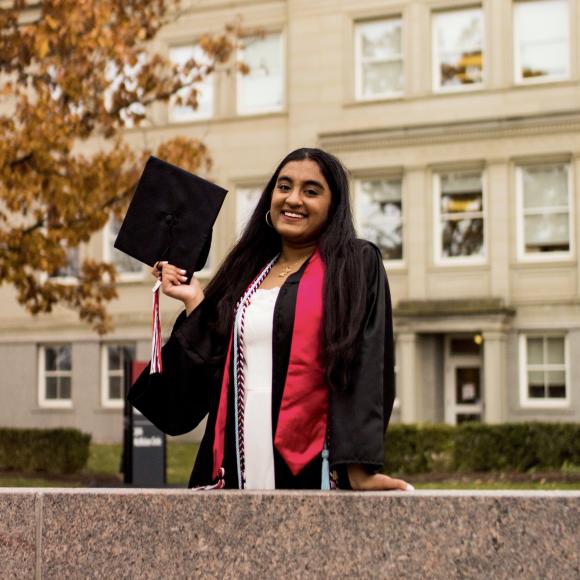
xmin=444 ymin=336 xmax=483 ymax=424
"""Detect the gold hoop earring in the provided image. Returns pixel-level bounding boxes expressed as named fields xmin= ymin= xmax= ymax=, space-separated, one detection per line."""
xmin=265 ymin=210 xmax=274 ymax=228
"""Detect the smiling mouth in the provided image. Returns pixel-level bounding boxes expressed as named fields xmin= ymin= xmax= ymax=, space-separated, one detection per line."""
xmin=281 ymin=210 xmax=306 ymax=219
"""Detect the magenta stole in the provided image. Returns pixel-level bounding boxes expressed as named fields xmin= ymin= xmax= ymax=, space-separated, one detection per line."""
xmin=212 ymin=250 xmax=328 ymax=480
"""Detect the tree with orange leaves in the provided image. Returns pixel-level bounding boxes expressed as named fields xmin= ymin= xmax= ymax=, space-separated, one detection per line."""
xmin=0 ymin=0 xmax=240 ymax=333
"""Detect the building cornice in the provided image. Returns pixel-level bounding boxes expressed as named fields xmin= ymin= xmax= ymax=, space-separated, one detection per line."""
xmin=395 ymin=298 xmax=516 ymax=319
xmin=319 ymin=110 xmax=580 ymax=153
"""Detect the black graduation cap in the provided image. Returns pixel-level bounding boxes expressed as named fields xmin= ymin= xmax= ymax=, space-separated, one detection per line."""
xmin=114 ymin=156 xmax=228 ymax=281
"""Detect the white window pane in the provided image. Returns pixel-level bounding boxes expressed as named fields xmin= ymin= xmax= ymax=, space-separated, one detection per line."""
xmin=236 ymin=187 xmax=262 ymax=235
xmin=517 ymin=0 xmax=568 ymax=43
xmin=436 ymin=9 xmax=483 ymax=53
xmin=435 ymin=8 xmax=484 ymax=88
xmin=357 ymin=179 xmax=403 ymax=261
xmin=359 ymin=19 xmax=402 ymax=59
xmin=108 ymin=344 xmax=135 ymax=371
xmin=356 ymin=18 xmax=403 ymax=98
xmin=238 ymin=33 xmax=283 ymax=114
xmin=439 ymin=50 xmax=483 ymax=87
xmin=56 ymin=347 xmax=72 ymax=371
xmin=113 ymin=250 xmax=143 ymax=274
xmin=51 ymin=246 xmax=80 ymax=278
xmin=441 ymin=172 xmax=482 ymax=195
xmin=109 ymin=217 xmax=142 ymax=274
xmin=362 ymin=61 xmax=403 ymax=96
xmin=547 ymin=369 xmax=565 ymax=387
xmin=547 ymin=337 xmax=565 ymax=364
xmin=520 ymin=42 xmax=569 ymax=79
xmin=522 ymin=165 xmax=568 ymax=209
xmin=438 ymin=172 xmax=484 ymax=259
xmin=46 ymin=346 xmax=71 ymax=372
xmin=515 ymin=0 xmax=569 ymax=80
xmin=169 ymin=45 xmax=214 ymax=121
xmin=46 ymin=376 xmax=58 ymax=399
xmin=527 ymin=338 xmax=544 ymax=364
xmin=441 ymin=218 xmax=484 ymax=257
xmin=108 ymin=346 xmax=121 ymax=371
xmin=528 ymin=371 xmax=545 ymax=398
xmin=109 ymin=376 xmax=123 ymax=400
xmin=547 ymin=371 xmax=566 ymax=398
xmin=59 ymin=376 xmax=72 ymax=400
xmin=524 ymin=213 xmax=569 ymax=251
xmin=441 ymin=191 xmax=482 ymax=214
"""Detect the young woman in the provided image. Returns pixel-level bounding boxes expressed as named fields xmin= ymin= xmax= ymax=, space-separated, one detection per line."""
xmin=128 ymin=148 xmax=412 ymax=492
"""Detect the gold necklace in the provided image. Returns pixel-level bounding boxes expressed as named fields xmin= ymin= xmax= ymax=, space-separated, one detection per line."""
xmin=276 ymin=259 xmax=304 ymax=278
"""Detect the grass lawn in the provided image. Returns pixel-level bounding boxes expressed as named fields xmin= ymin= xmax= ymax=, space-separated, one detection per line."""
xmin=86 ymin=440 xmax=200 ymax=486
xmin=414 ymin=481 xmax=580 ymax=490
xmin=1 ymin=442 xmax=579 ymax=489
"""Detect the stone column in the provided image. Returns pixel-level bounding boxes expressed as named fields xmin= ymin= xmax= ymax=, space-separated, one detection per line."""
xmin=487 ymin=160 xmax=510 ymax=300
xmin=405 ymin=168 xmax=428 ymax=300
xmin=482 ymin=330 xmax=507 ymax=423
xmin=398 ymin=332 xmax=418 ymax=424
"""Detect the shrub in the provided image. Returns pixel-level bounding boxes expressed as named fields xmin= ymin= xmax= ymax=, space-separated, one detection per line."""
xmin=0 ymin=428 xmax=91 ymax=474
xmin=384 ymin=424 xmax=454 ymax=474
xmin=384 ymin=422 xmax=580 ymax=474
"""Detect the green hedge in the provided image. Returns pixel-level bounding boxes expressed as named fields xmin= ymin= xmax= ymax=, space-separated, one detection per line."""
xmin=384 ymin=422 xmax=580 ymax=474
xmin=0 ymin=428 xmax=91 ymax=474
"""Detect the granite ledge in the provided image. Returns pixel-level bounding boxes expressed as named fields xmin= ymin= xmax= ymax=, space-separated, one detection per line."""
xmin=1 ymin=489 xmax=578 ymax=579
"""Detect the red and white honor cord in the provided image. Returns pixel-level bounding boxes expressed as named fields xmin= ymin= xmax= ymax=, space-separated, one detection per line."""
xmin=150 ymin=279 xmax=163 ymax=374
xmin=232 ymin=254 xmax=279 ymax=488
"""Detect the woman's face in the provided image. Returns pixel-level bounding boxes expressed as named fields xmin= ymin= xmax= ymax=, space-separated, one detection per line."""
xmin=270 ymin=159 xmax=332 ymax=245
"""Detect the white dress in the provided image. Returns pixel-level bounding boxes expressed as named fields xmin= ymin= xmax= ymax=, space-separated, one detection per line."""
xmin=242 ymin=286 xmax=280 ymax=490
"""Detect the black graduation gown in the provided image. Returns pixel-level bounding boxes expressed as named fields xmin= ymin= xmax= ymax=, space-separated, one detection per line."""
xmin=127 ymin=240 xmax=395 ymax=489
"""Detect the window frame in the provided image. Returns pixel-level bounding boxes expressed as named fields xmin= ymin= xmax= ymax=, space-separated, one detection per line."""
xmin=515 ymin=162 xmax=574 ymax=262
xmin=518 ymin=333 xmax=570 ymax=409
xmin=354 ymin=16 xmax=405 ymax=102
xmin=513 ymin=0 xmax=571 ymax=86
xmin=432 ymin=169 xmax=487 ymax=266
xmin=431 ymin=5 xmax=486 ymax=94
xmin=236 ymin=31 xmax=285 ymax=116
xmin=100 ymin=342 xmax=136 ymax=409
xmin=167 ymin=42 xmax=216 ymax=123
xmin=38 ymin=344 xmax=73 ymax=409
xmin=103 ymin=217 xmax=145 ymax=282
xmin=354 ymin=176 xmax=405 ymax=268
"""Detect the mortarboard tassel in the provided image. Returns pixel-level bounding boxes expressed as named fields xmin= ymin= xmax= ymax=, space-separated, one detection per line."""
xmin=150 ymin=279 xmax=163 ymax=374
xmin=321 ymin=447 xmax=330 ymax=490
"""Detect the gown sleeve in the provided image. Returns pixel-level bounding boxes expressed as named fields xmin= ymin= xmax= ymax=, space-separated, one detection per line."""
xmin=127 ymin=302 xmax=224 ymax=436
xmin=329 ymin=241 xmax=395 ymax=475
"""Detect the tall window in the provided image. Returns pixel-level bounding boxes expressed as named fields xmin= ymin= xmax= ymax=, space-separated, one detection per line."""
xmin=516 ymin=163 xmax=572 ymax=259
xmin=433 ymin=7 xmax=484 ymax=91
xmin=236 ymin=186 xmax=262 ymax=236
xmin=514 ymin=0 xmax=570 ymax=83
xmin=105 ymin=216 xmax=143 ymax=278
xmin=38 ymin=345 xmax=72 ymax=408
xmin=356 ymin=178 xmax=403 ymax=262
xmin=101 ymin=343 xmax=136 ymax=407
xmin=237 ymin=32 xmax=284 ymax=115
xmin=519 ymin=334 xmax=568 ymax=406
xmin=354 ymin=18 xmax=403 ymax=100
xmin=168 ymin=44 xmax=214 ymax=122
xmin=434 ymin=171 xmax=485 ymax=263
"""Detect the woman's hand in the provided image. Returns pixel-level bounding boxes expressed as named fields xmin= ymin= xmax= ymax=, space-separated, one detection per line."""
xmin=347 ymin=464 xmax=414 ymax=491
xmin=152 ymin=261 xmax=204 ymax=315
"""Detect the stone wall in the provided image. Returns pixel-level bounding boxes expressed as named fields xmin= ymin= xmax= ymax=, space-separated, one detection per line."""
xmin=3 ymin=489 xmax=579 ymax=579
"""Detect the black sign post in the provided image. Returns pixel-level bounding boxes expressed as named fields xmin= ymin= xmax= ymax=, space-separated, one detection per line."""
xmin=123 ymin=360 xmax=166 ymax=487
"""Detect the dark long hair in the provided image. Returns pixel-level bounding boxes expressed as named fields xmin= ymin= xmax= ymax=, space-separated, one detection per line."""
xmin=203 ymin=148 xmax=368 ymax=389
